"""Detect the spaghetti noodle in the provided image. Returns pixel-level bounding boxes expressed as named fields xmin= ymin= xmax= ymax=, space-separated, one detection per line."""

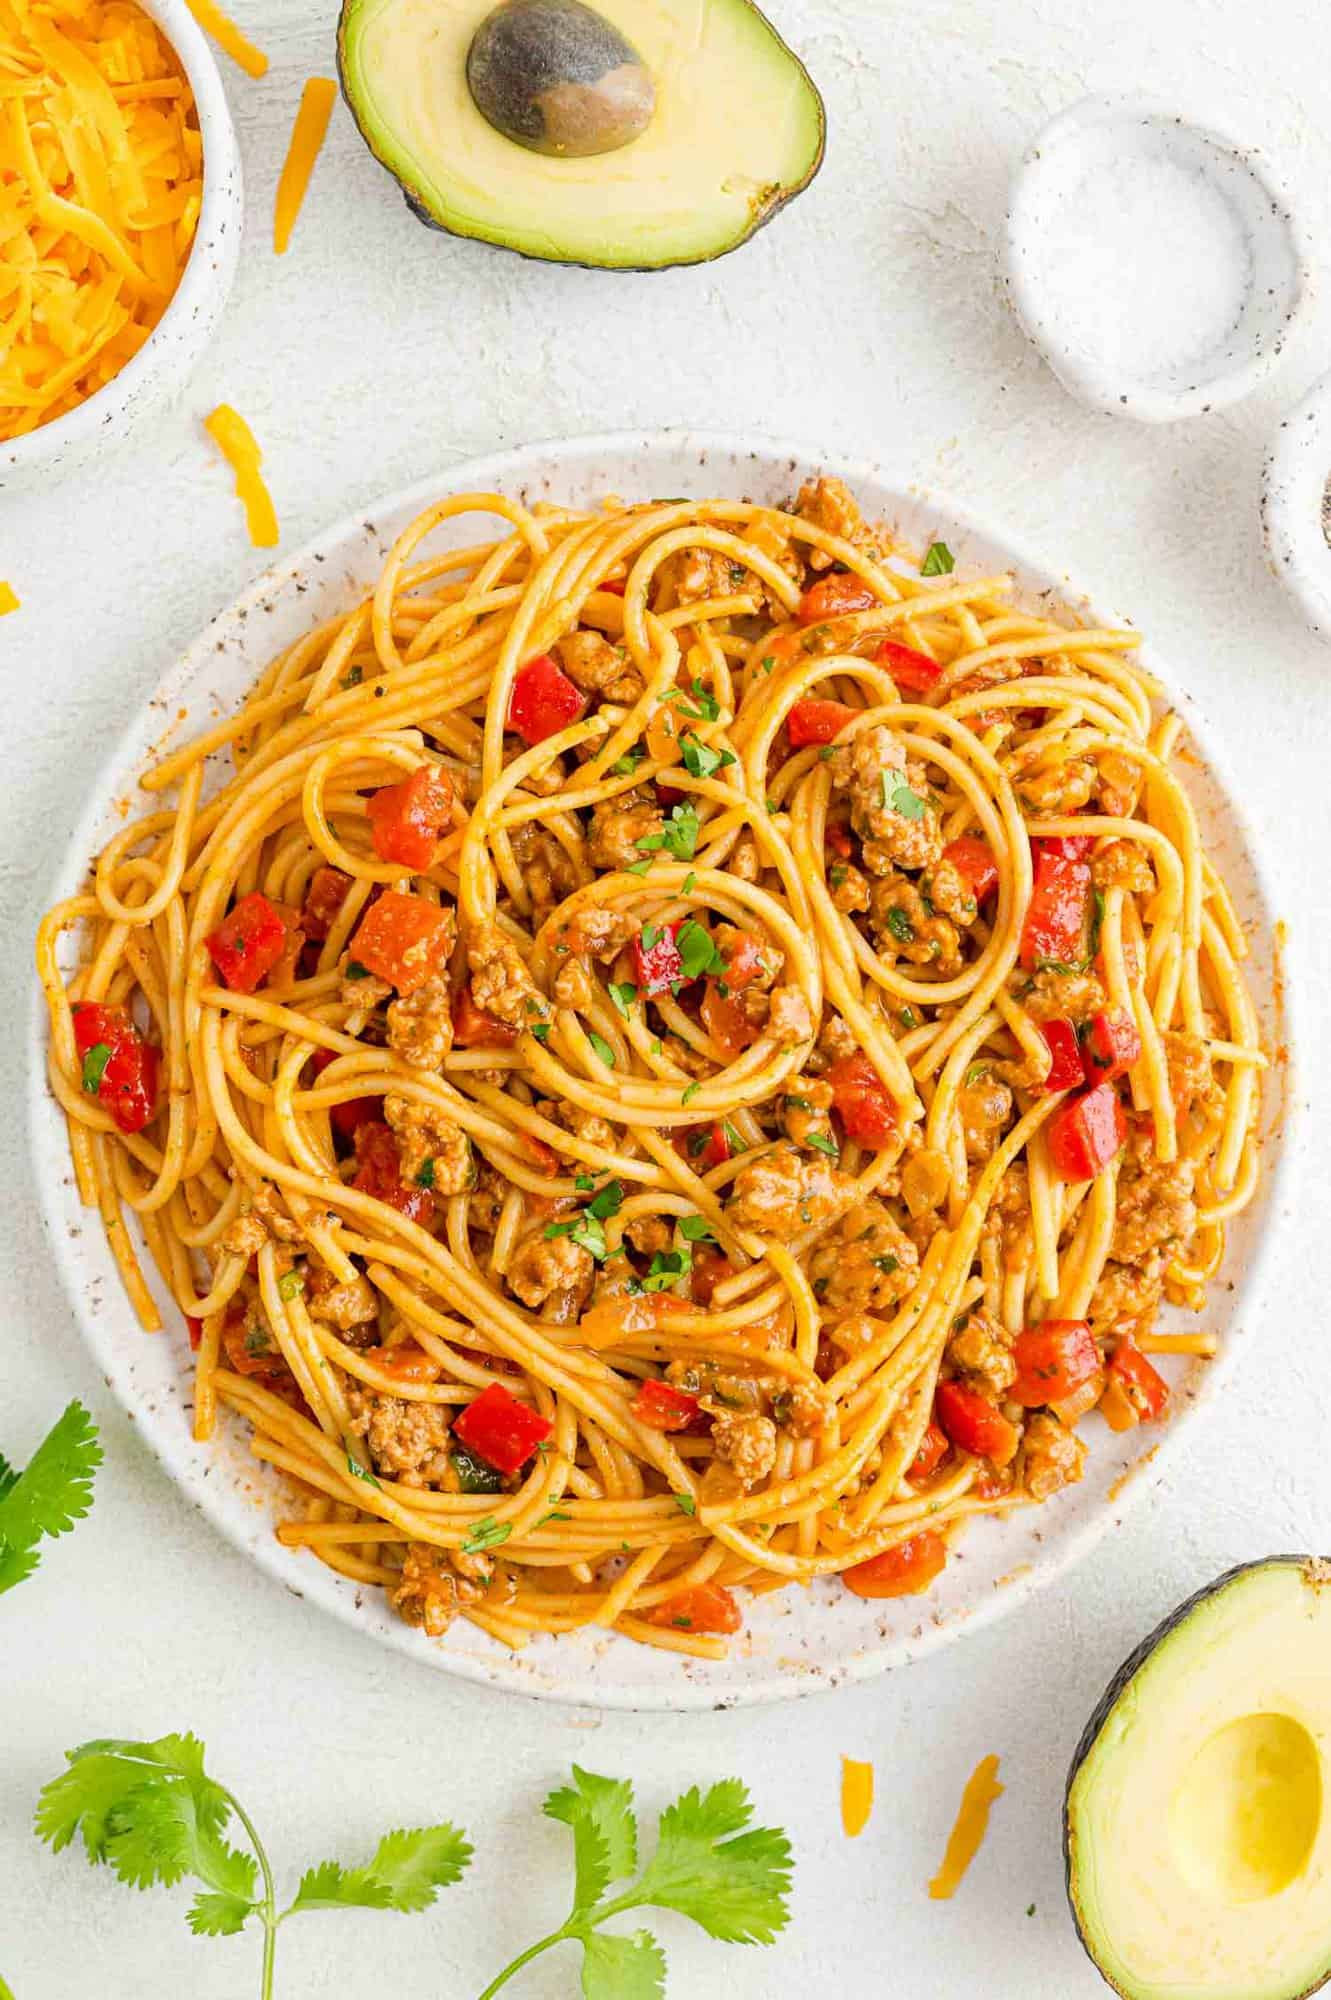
xmin=38 ymin=477 xmax=1265 ymax=1660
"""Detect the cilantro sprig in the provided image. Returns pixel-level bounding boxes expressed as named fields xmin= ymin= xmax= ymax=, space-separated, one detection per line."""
xmin=0 ymin=1401 xmax=101 ymax=1598
xmin=636 ymin=802 xmax=700 ymax=863
xmin=476 ymin=1766 xmax=792 ymax=1998
xmin=35 ymin=1734 xmax=470 ymax=2000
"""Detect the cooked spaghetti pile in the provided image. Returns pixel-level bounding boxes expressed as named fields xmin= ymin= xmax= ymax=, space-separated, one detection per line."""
xmin=39 ymin=477 xmax=1264 ymax=1659
xmin=1 ymin=0 xmax=202 ymax=441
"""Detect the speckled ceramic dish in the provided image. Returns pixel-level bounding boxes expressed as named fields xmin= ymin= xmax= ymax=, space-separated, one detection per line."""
xmin=1005 ymin=97 xmax=1308 ymax=423
xmin=29 ymin=431 xmax=1294 ymax=1709
xmin=1262 ymin=366 xmax=1331 ymax=643
xmin=0 ymin=0 xmax=243 ymax=492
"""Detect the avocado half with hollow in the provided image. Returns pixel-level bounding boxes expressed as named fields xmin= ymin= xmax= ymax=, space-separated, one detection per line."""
xmin=1066 ymin=1558 xmax=1331 ymax=2000
xmin=337 ymin=0 xmax=826 ymax=269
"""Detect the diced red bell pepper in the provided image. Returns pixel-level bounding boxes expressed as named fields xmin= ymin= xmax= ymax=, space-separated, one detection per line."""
xmin=71 ymin=1000 xmax=159 ymax=1135
xmin=631 ymin=1378 xmax=702 ymax=1431
xmin=367 ymin=766 xmax=454 ymax=872
xmin=798 ymin=575 xmax=878 ymax=625
xmin=452 ymin=1380 xmax=553 ymax=1474
xmin=1040 ymin=1017 xmax=1086 ymax=1094
xmin=700 ymin=1121 xmax=731 ymax=1170
xmin=909 ymin=1420 xmax=950 ymax=1485
xmin=351 ymin=892 xmax=453 ymax=996
xmin=720 ymin=930 xmax=765 ymax=991
xmin=452 ymin=983 xmax=518 ymax=1048
xmin=1020 ymin=844 xmax=1092 ymax=968
xmin=309 ymin=1047 xmax=381 ymax=1138
xmin=507 ymin=653 xmax=586 ymax=746
xmin=302 ymin=865 xmax=352 ymax=941
xmin=1010 ymin=1319 xmax=1100 ymax=1407
xmin=206 ymin=891 xmax=290 ymax=994
xmin=221 ymin=1305 xmax=287 ymax=1381
xmin=186 ymin=1314 xmax=204 ymax=1352
xmin=936 ymin=1380 xmax=1020 ymax=1467
xmin=940 ymin=835 xmax=999 ymax=906
xmin=633 ymin=920 xmax=683 ymax=996
xmin=1047 ymin=1082 xmax=1126 ymax=1182
xmin=827 ymin=1050 xmax=898 ymax=1149
xmin=1085 ymin=1009 xmax=1142 ymax=1085
xmin=701 ymin=981 xmax=757 ymax=1057
xmin=352 ymin=1120 xmax=437 ymax=1228
xmin=646 ymin=1582 xmax=741 ymax=1635
xmin=843 ymin=1530 xmax=947 ymax=1598
xmin=787 ymin=698 xmax=856 ymax=746
xmin=1106 ymin=1340 xmax=1169 ymax=1422
xmin=1039 ymin=834 xmax=1094 ymax=859
xmin=599 ymin=578 xmax=626 ymax=596
xmin=876 ymin=638 xmax=942 ymax=695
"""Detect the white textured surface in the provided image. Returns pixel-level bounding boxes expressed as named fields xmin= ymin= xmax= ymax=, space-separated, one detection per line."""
xmin=3 ymin=2 xmax=1330 ymax=1995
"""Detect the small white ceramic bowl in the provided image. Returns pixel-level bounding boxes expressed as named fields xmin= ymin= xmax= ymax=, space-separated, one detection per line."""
xmin=0 ymin=0 xmax=242 ymax=492
xmin=1005 ymin=96 xmax=1308 ymax=423
xmin=1262 ymin=367 xmax=1331 ymax=642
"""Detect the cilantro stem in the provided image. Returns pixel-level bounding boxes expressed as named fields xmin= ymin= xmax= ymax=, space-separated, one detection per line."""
xmin=221 ymin=1787 xmax=279 ymax=1999
xmin=474 ymin=1925 xmax=569 ymax=1998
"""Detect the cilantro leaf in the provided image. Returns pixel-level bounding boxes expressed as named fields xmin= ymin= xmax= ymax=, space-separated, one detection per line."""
xmin=545 ymin=1766 xmax=638 ymax=1910
xmin=0 ymin=1402 xmax=101 ymax=1582
xmin=586 ymin=1180 xmax=624 ymax=1221
xmin=641 ymin=1249 xmax=691 ymax=1293
xmin=921 ymin=541 xmax=955 ymax=576
xmin=632 ymin=1780 xmax=793 ymax=1943
xmin=674 ymin=1493 xmax=697 ymax=1516
xmin=187 ymin=1890 xmax=256 ymax=1937
xmin=803 ymin=1131 xmax=840 ymax=1157
xmin=880 ymin=773 xmax=929 ymax=821
xmin=0 ymin=1451 xmax=16 ymax=1504
xmin=289 ymin=1825 xmax=471 ymax=1916
xmin=677 ymin=1215 xmax=714 ymax=1243
xmin=581 ymin=1930 xmax=667 ymax=2000
xmin=636 ymin=803 xmax=699 ymax=862
xmin=461 ymin=1517 xmax=512 ymax=1556
xmin=885 ymin=906 xmax=915 ymax=945
xmin=608 ymin=982 xmax=638 ymax=1019
xmin=587 ymin=1031 xmax=616 ymax=1069
xmin=544 ymin=1209 xmax=610 ymax=1260
xmin=680 ymin=734 xmax=734 ymax=780
xmin=81 ymin=1043 xmax=112 ymax=1094
xmin=674 ymin=920 xmax=725 ymax=982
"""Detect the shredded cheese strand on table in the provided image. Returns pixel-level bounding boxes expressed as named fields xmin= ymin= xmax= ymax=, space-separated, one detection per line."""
xmin=183 ymin=0 xmax=267 ymax=78
xmin=204 ymin=404 xmax=279 ymax=548
xmin=840 ymin=1756 xmax=874 ymax=1838
xmin=0 ymin=0 xmax=203 ymax=442
xmin=273 ymin=78 xmax=337 ymax=255
xmin=928 ymin=1754 xmax=1004 ymax=1898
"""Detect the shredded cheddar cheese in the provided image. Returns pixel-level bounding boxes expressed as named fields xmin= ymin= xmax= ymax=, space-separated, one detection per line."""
xmin=0 ymin=0 xmax=203 ymax=442
xmin=183 ymin=0 xmax=266 ymax=79
xmin=0 ymin=582 xmax=19 ymax=615
xmin=928 ymin=1754 xmax=1004 ymax=1899
xmin=273 ymin=78 xmax=337 ymax=255
xmin=205 ymin=403 xmax=279 ymax=548
xmin=840 ymin=1757 xmax=874 ymax=1838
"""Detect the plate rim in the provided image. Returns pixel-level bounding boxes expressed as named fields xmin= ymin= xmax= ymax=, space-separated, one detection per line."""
xmin=28 ymin=425 xmax=1301 ymax=1710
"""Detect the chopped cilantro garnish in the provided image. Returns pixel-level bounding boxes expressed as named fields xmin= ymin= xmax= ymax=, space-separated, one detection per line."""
xmin=681 ymin=1082 xmax=702 ymax=1106
xmin=921 ymin=541 xmax=955 ymax=576
xmin=80 ymin=1044 xmax=112 ymax=1095
xmin=873 ymin=1254 xmax=900 ymax=1275
xmin=609 ymin=750 xmax=644 ymax=777
xmin=682 ymin=871 xmax=697 ymax=894
xmin=586 ymin=1179 xmax=625 ymax=1221
xmin=277 ymin=1269 xmax=305 ymax=1300
xmin=626 ymin=857 xmax=655 ymax=876
xmin=636 ymin=801 xmax=700 ymax=862
xmin=881 ymin=773 xmax=929 ymax=820
xmin=675 ymin=918 xmax=726 ymax=981
xmin=574 ymin=1171 xmax=596 ymax=1193
xmin=339 ymin=665 xmax=363 ymax=689
xmin=674 ymin=1493 xmax=698 ymax=1516
xmin=608 ymin=981 xmax=638 ymax=1019
xmin=677 ymin=1215 xmax=714 ymax=1243
xmin=722 ymin=1120 xmax=746 ymax=1153
xmin=681 ymin=733 xmax=733 ymax=780
xmin=460 ymin=1516 xmax=512 ymax=1555
xmin=885 ymin=906 xmax=915 ymax=944
xmin=530 ymin=1021 xmax=551 ymax=1043
xmin=587 ymin=1031 xmax=616 ymax=1068
xmin=416 ymin=1158 xmax=436 ymax=1189
xmin=803 ymin=1131 xmax=840 ymax=1157
xmin=642 ymin=1248 xmax=692 ymax=1292
xmin=344 ymin=960 xmax=371 ymax=980
xmin=544 ymin=1211 xmax=609 ymax=1261
xmin=899 ymin=1005 xmax=918 ymax=1028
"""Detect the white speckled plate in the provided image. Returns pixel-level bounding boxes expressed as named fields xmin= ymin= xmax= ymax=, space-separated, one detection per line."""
xmin=29 ymin=431 xmax=1295 ymax=1709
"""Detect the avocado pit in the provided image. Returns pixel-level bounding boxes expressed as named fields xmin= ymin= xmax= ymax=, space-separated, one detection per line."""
xmin=467 ymin=0 xmax=655 ymax=158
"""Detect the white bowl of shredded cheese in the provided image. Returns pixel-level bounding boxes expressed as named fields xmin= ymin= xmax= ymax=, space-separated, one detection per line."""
xmin=0 ymin=0 xmax=243 ymax=491
xmin=1005 ymin=97 xmax=1309 ymax=423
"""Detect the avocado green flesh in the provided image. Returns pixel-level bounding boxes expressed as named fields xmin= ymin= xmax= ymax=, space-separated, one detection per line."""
xmin=338 ymin=0 xmax=825 ymax=269
xmin=1066 ymin=1559 xmax=1331 ymax=2000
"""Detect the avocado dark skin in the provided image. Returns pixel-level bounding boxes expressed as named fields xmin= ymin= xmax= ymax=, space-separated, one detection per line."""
xmin=467 ymin=0 xmax=655 ymax=158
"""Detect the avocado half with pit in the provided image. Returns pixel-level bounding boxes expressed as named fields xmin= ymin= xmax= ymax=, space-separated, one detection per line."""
xmin=1066 ymin=1558 xmax=1331 ymax=2000
xmin=337 ymin=0 xmax=825 ymax=269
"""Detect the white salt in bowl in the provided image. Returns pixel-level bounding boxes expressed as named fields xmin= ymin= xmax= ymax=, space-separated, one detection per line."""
xmin=1005 ymin=96 xmax=1309 ymax=422
xmin=0 ymin=0 xmax=242 ymax=492
xmin=1262 ymin=366 xmax=1331 ymax=642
